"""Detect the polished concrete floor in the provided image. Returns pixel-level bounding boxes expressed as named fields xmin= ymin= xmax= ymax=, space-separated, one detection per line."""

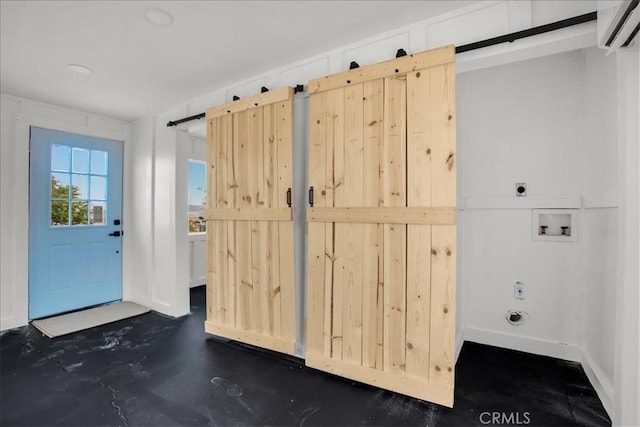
xmin=1 ymin=286 xmax=610 ymax=426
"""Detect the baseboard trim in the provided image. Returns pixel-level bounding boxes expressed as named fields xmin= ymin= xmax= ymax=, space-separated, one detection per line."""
xmin=0 ymin=315 xmax=25 ymax=331
xmin=581 ymin=350 xmax=614 ymax=418
xmin=464 ymin=327 xmax=581 ymax=362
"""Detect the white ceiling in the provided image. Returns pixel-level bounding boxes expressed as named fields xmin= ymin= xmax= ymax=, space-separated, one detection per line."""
xmin=0 ymin=1 xmax=481 ymax=122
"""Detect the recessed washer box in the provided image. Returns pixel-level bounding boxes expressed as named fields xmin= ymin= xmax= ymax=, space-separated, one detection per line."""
xmin=532 ymin=209 xmax=578 ymax=242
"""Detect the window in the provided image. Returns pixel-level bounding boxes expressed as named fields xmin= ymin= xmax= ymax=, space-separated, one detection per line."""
xmin=50 ymin=144 xmax=108 ymax=227
xmin=188 ymin=160 xmax=207 ymax=233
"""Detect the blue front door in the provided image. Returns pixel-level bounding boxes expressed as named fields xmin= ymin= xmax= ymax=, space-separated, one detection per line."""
xmin=29 ymin=127 xmax=123 ymax=320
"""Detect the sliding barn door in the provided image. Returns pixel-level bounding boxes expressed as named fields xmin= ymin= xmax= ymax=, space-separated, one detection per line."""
xmin=306 ymin=46 xmax=456 ymax=406
xmin=205 ymin=87 xmax=296 ymax=356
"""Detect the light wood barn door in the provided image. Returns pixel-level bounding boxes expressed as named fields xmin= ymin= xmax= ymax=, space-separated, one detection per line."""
xmin=306 ymin=46 xmax=457 ymax=406
xmin=205 ymin=87 xmax=296 ymax=356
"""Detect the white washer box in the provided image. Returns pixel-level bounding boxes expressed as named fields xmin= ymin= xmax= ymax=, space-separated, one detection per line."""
xmin=532 ymin=209 xmax=578 ymax=242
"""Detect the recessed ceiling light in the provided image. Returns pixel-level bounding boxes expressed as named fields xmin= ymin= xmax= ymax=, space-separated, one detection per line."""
xmin=66 ymin=64 xmax=93 ymax=75
xmin=145 ymin=7 xmax=174 ymax=26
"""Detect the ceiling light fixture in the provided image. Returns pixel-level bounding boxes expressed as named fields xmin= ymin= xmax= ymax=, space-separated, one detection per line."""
xmin=145 ymin=7 xmax=174 ymax=26
xmin=66 ymin=64 xmax=93 ymax=75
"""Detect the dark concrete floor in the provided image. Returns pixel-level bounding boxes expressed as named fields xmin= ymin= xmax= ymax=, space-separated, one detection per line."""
xmin=1 ymin=286 xmax=610 ymax=426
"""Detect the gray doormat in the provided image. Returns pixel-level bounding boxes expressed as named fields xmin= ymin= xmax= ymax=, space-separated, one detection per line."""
xmin=32 ymin=301 xmax=150 ymax=338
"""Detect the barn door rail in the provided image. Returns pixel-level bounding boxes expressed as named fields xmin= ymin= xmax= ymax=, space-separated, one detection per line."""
xmin=166 ymin=12 xmax=594 ymax=127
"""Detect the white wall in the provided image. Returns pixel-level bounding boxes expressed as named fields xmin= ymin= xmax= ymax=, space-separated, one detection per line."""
xmin=126 ymin=110 xmax=190 ymax=317
xmin=0 ymin=94 xmax=131 ymax=330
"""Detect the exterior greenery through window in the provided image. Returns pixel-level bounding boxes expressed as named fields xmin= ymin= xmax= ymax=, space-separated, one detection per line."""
xmin=51 ymin=176 xmax=87 ymax=225
xmin=188 ymin=160 xmax=207 ymax=233
xmin=50 ymin=145 xmax=108 ymax=227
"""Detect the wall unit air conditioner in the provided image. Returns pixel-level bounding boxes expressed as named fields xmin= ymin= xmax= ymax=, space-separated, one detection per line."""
xmin=598 ymin=0 xmax=639 ymax=53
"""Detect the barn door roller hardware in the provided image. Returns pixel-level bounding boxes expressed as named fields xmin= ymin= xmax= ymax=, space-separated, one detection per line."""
xmin=168 ymin=83 xmax=305 ymax=127
xmin=167 ymin=11 xmax=595 ymax=128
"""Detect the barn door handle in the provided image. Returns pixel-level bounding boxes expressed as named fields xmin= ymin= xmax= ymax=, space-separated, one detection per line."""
xmin=286 ymin=188 xmax=292 ymax=207
xmin=308 ymin=186 xmax=314 ymax=207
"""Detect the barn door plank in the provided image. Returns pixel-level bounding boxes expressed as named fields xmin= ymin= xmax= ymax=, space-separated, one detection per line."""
xmin=235 ymin=110 xmax=254 ymax=331
xmin=382 ymin=76 xmax=407 ymax=375
xmin=428 ymin=64 xmax=456 ymax=388
xmin=276 ymin=98 xmax=295 ymax=341
xmin=264 ymin=104 xmax=282 ymax=339
xmin=216 ymin=116 xmax=231 ymax=326
xmin=362 ymin=78 xmax=384 ymax=370
xmin=249 ymin=108 xmax=264 ymax=334
xmin=329 ymin=87 xmax=345 ymax=359
xmin=261 ymin=104 xmax=275 ymax=336
xmin=341 ymin=84 xmax=364 ymax=364
xmin=406 ymin=70 xmax=432 ymax=380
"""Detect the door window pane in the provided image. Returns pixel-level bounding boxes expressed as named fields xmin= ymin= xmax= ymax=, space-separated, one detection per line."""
xmin=90 ymin=201 xmax=106 ymax=225
xmin=51 ymin=145 xmax=70 ymax=172
xmin=71 ymin=201 xmax=89 ymax=225
xmin=188 ymin=160 xmax=207 ymax=233
xmin=71 ymin=174 xmax=88 ymax=199
xmin=51 ymin=200 xmax=69 ymax=226
xmin=71 ymin=148 xmax=89 ymax=173
xmin=51 ymin=173 xmax=70 ymax=198
xmin=90 ymin=150 xmax=107 ymax=175
xmin=90 ymin=176 xmax=106 ymax=200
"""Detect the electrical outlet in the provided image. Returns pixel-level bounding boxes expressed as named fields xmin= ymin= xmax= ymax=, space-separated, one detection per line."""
xmin=514 ymin=282 xmax=525 ymax=299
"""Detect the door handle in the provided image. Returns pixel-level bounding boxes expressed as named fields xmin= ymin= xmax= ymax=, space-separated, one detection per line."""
xmin=109 ymin=231 xmax=122 ymax=237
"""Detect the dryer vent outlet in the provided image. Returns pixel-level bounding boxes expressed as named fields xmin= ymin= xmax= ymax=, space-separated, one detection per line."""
xmin=506 ymin=310 xmax=526 ymax=325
